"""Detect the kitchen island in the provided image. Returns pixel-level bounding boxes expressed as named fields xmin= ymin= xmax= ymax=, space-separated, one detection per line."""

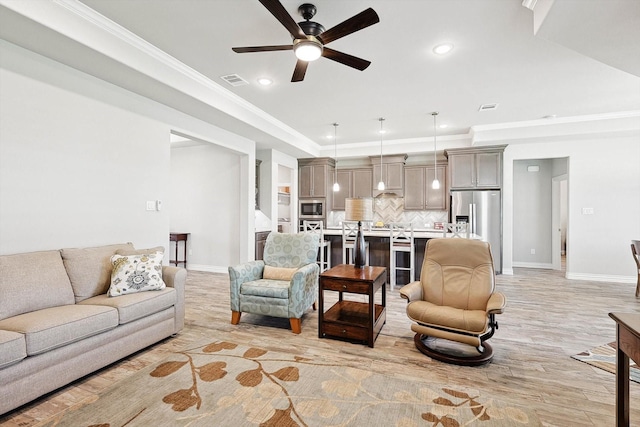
xmin=322 ymin=227 xmax=481 ymax=287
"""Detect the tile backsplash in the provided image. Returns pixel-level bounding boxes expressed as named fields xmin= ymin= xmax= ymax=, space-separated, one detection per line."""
xmin=328 ymin=195 xmax=447 ymax=229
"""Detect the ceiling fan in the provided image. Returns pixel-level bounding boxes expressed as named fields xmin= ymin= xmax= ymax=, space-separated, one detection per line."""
xmin=232 ymin=1 xmax=380 ymax=82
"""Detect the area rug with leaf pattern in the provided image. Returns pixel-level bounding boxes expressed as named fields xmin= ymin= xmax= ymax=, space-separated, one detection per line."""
xmin=572 ymin=341 xmax=640 ymax=383
xmin=40 ymin=339 xmax=539 ymax=427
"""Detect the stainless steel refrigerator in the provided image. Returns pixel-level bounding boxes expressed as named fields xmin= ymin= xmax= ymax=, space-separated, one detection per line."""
xmin=450 ymin=190 xmax=502 ymax=274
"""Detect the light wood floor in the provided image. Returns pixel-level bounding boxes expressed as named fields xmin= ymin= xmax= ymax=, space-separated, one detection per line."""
xmin=2 ymin=264 xmax=639 ymax=426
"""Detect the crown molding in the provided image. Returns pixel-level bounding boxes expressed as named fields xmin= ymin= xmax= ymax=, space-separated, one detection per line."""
xmin=470 ymin=110 xmax=640 ymax=145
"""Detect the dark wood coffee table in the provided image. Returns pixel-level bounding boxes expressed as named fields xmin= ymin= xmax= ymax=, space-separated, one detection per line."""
xmin=318 ymin=264 xmax=387 ymax=348
xmin=609 ymin=312 xmax=640 ymax=427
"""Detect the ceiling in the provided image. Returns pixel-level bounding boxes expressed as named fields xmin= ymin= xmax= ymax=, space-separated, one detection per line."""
xmin=1 ymin=0 xmax=639 ymax=158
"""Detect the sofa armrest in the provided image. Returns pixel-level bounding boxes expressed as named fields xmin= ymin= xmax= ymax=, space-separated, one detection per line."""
xmin=162 ymin=265 xmax=187 ymax=333
xmin=398 ymin=281 xmax=423 ymax=302
xmin=486 ymin=292 xmax=506 ymax=315
xmin=228 ymin=261 xmax=265 ymax=312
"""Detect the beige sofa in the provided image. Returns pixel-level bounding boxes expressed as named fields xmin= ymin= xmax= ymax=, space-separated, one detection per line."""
xmin=0 ymin=243 xmax=187 ymax=415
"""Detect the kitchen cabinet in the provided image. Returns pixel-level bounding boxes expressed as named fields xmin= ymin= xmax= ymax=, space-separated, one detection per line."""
xmin=404 ymin=165 xmax=447 ymax=210
xmin=371 ymin=154 xmax=407 ymax=197
xmin=255 ymin=231 xmax=270 ymax=260
xmin=445 ymin=145 xmax=506 ymax=190
xmin=298 ymin=158 xmax=335 ymax=199
xmin=333 ymin=168 xmax=373 ymax=210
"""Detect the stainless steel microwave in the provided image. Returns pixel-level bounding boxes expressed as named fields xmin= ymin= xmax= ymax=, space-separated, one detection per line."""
xmin=299 ymin=199 xmax=325 ymax=219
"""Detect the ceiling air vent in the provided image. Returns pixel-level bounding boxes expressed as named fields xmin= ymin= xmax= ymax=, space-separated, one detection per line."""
xmin=479 ymin=103 xmax=499 ymax=112
xmin=221 ymin=74 xmax=249 ymax=87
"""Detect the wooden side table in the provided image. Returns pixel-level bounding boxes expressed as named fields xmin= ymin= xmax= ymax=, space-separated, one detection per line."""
xmin=169 ymin=232 xmax=189 ymax=267
xmin=319 ymin=264 xmax=387 ymax=348
xmin=609 ymin=312 xmax=640 ymax=427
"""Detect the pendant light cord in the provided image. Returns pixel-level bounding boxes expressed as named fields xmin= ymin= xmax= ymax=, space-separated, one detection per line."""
xmin=431 ymin=112 xmax=441 ymax=190
xmin=375 ymin=118 xmax=386 ymax=191
xmin=333 ymin=123 xmax=339 ymax=191
xmin=432 ymin=112 xmax=437 ymax=168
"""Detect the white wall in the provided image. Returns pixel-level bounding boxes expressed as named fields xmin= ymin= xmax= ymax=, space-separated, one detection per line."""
xmin=0 ymin=41 xmax=256 ymax=260
xmin=169 ymin=143 xmax=241 ymax=272
xmin=503 ymin=134 xmax=640 ymax=282
xmin=513 ymin=159 xmax=553 ymax=267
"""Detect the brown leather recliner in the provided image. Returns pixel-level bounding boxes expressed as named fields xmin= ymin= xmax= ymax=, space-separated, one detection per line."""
xmin=399 ymin=238 xmax=506 ymax=365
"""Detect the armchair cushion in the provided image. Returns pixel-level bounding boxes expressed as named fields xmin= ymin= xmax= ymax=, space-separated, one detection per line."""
xmin=241 ymin=279 xmax=291 ymax=299
xmin=407 ymin=301 xmax=488 ymax=334
xmin=263 ymin=266 xmax=298 ymax=281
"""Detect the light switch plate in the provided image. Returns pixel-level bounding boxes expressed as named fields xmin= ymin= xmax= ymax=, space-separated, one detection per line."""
xmin=146 ymin=201 xmax=155 ymax=211
xmin=582 ymin=207 xmax=594 ymax=215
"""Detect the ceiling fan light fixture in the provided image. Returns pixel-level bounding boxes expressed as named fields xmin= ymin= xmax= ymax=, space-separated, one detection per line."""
xmin=293 ymin=38 xmax=323 ymax=61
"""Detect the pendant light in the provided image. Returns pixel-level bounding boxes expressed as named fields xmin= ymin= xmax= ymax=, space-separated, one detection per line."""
xmin=332 ymin=123 xmax=340 ymax=192
xmin=431 ymin=112 xmax=441 ymax=190
xmin=377 ymin=118 xmax=385 ymax=191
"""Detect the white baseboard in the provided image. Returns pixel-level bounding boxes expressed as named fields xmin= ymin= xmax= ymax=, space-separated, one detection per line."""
xmin=512 ymin=262 xmax=554 ymax=269
xmin=565 ymin=272 xmax=636 ymax=284
xmin=186 ymin=264 xmax=228 ymax=274
xmin=501 ymin=268 xmax=514 ymax=275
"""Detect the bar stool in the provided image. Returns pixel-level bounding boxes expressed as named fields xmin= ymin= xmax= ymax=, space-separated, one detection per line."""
xmin=442 ymin=222 xmax=469 ymax=238
xmin=389 ymin=223 xmax=415 ymax=290
xmin=303 ymin=220 xmax=331 ymax=272
xmin=342 ymin=221 xmax=370 ymax=266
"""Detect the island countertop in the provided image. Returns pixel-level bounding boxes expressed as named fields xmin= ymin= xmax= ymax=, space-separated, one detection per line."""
xmin=322 ymin=227 xmax=480 ymax=240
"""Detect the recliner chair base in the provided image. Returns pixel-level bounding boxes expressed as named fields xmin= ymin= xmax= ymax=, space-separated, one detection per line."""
xmin=413 ymin=333 xmax=493 ymax=366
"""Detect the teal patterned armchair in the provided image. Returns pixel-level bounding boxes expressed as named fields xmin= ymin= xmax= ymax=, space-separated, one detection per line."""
xmin=228 ymin=232 xmax=320 ymax=334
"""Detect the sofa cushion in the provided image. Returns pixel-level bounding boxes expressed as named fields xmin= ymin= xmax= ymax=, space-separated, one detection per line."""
xmin=116 ymin=246 xmax=165 ymax=256
xmin=0 ymin=330 xmax=26 ymax=369
xmin=61 ymin=243 xmax=134 ymax=302
xmin=79 ymin=287 xmax=176 ymax=325
xmin=241 ymin=279 xmax=290 ymax=299
xmin=0 ymin=305 xmax=118 ymax=355
xmin=108 ymin=251 xmax=166 ymax=296
xmin=0 ymin=250 xmax=75 ymax=320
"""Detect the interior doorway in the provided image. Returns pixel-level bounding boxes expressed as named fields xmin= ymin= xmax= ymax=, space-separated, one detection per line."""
xmin=277 ymin=164 xmax=293 ymax=233
xmin=552 ymin=173 xmax=568 ymax=271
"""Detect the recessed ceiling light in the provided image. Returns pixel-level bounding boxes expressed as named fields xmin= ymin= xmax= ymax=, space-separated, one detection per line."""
xmin=378 ymin=129 xmax=387 ymax=134
xmin=257 ymin=77 xmax=272 ymax=86
xmin=326 ymin=135 xmax=334 ymax=139
xmin=433 ymin=43 xmax=454 ymax=55
xmin=439 ymin=124 xmax=448 ymax=129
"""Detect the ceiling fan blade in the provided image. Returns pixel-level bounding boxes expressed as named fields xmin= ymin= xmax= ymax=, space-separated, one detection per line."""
xmin=292 ymin=60 xmax=309 ymax=82
xmin=259 ymin=0 xmax=307 ymax=39
xmin=232 ymin=45 xmax=292 ymax=53
xmin=317 ymin=8 xmax=379 ymax=45
xmin=322 ymin=47 xmax=371 ymax=71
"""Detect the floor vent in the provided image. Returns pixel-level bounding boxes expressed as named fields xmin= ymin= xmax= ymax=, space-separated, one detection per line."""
xmin=221 ymin=74 xmax=249 ymax=87
xmin=479 ymin=103 xmax=499 ymax=112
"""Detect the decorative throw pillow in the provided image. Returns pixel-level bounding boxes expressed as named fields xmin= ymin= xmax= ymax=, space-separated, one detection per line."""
xmin=108 ymin=251 xmax=165 ymax=297
xmin=263 ymin=265 xmax=298 ymax=281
